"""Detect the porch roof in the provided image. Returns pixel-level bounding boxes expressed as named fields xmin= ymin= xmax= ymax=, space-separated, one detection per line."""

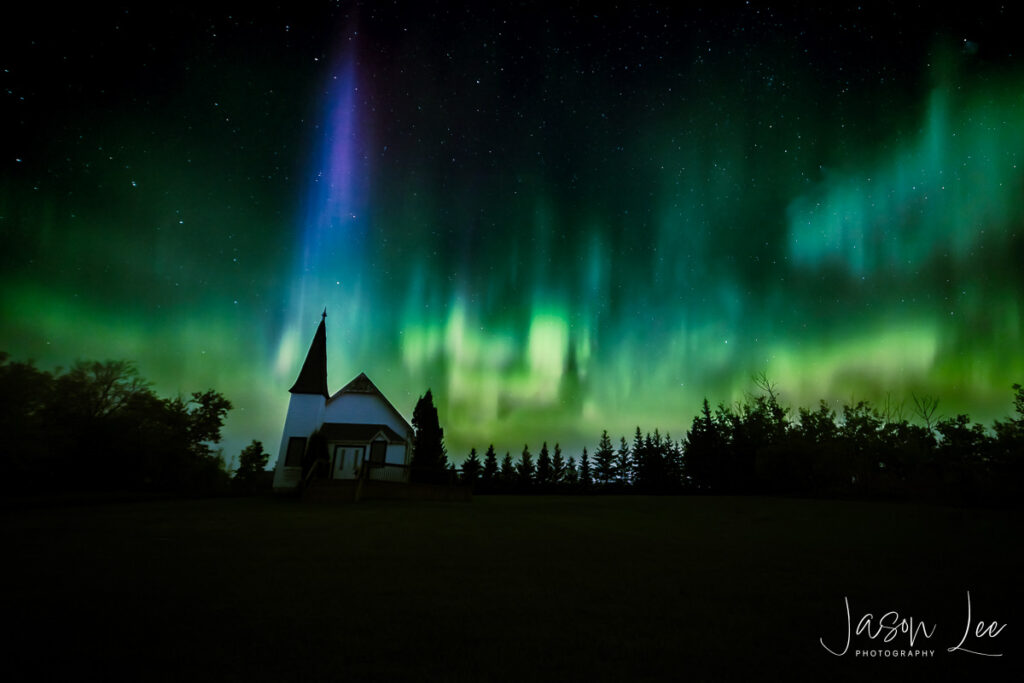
xmin=320 ymin=422 xmax=408 ymax=445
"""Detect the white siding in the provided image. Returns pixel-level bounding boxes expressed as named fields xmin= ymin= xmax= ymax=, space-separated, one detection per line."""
xmin=323 ymin=393 xmax=411 ymax=440
xmin=386 ymin=443 xmax=408 ymax=466
xmin=272 ymin=393 xmax=326 ymax=491
xmin=273 ymin=385 xmax=413 ymax=492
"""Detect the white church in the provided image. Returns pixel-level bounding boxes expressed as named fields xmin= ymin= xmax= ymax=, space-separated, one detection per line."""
xmin=272 ymin=311 xmax=414 ymax=492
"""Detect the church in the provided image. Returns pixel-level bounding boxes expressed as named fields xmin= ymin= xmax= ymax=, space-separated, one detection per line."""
xmin=272 ymin=312 xmax=415 ymax=492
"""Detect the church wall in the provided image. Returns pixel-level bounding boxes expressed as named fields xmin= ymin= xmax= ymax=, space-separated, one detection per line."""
xmin=323 ymin=393 xmax=411 ymax=439
xmin=272 ymin=393 xmax=326 ymax=491
xmin=386 ymin=443 xmax=408 ymax=466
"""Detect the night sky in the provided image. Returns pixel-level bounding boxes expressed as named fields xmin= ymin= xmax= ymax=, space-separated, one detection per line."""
xmin=3 ymin=3 xmax=1023 ymax=462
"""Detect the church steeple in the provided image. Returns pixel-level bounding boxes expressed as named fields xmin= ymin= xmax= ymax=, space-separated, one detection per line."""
xmin=289 ymin=310 xmax=329 ymax=398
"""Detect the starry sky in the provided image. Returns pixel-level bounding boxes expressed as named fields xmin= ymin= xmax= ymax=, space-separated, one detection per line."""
xmin=3 ymin=3 xmax=1023 ymax=462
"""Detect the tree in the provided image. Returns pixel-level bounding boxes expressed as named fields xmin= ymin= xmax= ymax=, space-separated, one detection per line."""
xmin=481 ymin=444 xmax=499 ymax=491
xmin=635 ymin=431 xmax=668 ymax=493
xmin=593 ymin=430 xmax=615 ymax=485
xmin=831 ymin=400 xmax=890 ymax=494
xmin=935 ymin=414 xmax=989 ymax=500
xmin=54 ymin=359 xmax=152 ymax=421
xmin=614 ymin=436 xmax=632 ymax=486
xmin=663 ymin=433 xmax=683 ymax=491
xmin=912 ymin=393 xmax=941 ymax=431
xmin=993 ymin=383 xmax=1024 ymax=442
xmin=0 ymin=352 xmax=234 ymax=494
xmin=578 ymin=447 xmax=592 ymax=489
xmin=499 ymin=451 xmax=516 ymax=489
xmin=411 ymin=389 xmax=448 ymax=482
xmin=462 ymin=448 xmax=482 ymax=487
xmin=236 ymin=440 xmax=268 ymax=477
xmin=684 ymin=399 xmax=722 ymax=490
xmin=563 ymin=455 xmax=578 ymax=486
xmin=993 ymin=384 xmax=1024 ymax=447
xmin=725 ymin=379 xmax=788 ymax=494
xmin=179 ymin=389 xmax=233 ymax=459
xmin=991 ymin=383 xmax=1024 ymax=503
xmin=551 ymin=443 xmax=566 ymax=486
xmin=0 ymin=354 xmax=55 ymax=477
xmin=516 ymin=444 xmax=535 ymax=489
xmin=234 ymin=440 xmax=270 ymax=493
xmin=535 ymin=442 xmax=552 ymax=488
xmin=626 ymin=428 xmax=643 ymax=485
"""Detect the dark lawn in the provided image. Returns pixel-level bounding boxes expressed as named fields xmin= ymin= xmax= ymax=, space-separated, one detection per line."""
xmin=2 ymin=495 xmax=1021 ymax=681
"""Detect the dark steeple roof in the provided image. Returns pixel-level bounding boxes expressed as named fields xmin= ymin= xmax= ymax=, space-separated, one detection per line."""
xmin=289 ymin=310 xmax=329 ymax=398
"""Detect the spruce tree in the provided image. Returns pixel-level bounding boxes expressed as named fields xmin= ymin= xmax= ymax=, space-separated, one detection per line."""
xmin=516 ymin=444 xmax=535 ymax=490
xmin=646 ymin=430 xmax=668 ymax=492
xmin=462 ymin=447 xmax=482 ymax=486
xmin=684 ymin=398 xmax=722 ymax=490
xmin=481 ymin=444 xmax=499 ymax=491
xmin=235 ymin=439 xmax=268 ymax=478
xmin=233 ymin=439 xmax=269 ymax=493
xmin=615 ymin=435 xmax=632 ymax=486
xmin=535 ymin=441 xmax=552 ymax=488
xmin=563 ymin=455 xmax=578 ymax=486
xmin=632 ymin=426 xmax=645 ymax=467
xmin=551 ymin=443 xmax=566 ymax=486
xmin=663 ymin=433 xmax=683 ymax=491
xmin=579 ymin=447 xmax=592 ymax=489
xmin=499 ymin=451 xmax=515 ymax=490
xmin=636 ymin=431 xmax=668 ymax=493
xmin=411 ymin=389 xmax=448 ymax=482
xmin=594 ymin=430 xmax=615 ymax=485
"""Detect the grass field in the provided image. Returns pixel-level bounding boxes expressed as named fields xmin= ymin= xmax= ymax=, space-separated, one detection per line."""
xmin=3 ymin=495 xmax=1021 ymax=681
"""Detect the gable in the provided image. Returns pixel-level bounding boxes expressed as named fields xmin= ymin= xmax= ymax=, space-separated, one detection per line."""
xmin=324 ymin=372 xmax=414 ymax=436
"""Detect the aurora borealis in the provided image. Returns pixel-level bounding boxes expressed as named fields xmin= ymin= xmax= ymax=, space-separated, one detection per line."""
xmin=3 ymin=4 xmax=1023 ymax=462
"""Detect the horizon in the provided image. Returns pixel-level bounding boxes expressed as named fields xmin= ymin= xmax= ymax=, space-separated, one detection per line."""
xmin=3 ymin=4 xmax=1023 ymax=463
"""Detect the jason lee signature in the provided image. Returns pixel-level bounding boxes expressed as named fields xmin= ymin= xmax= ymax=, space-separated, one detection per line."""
xmin=820 ymin=591 xmax=1007 ymax=657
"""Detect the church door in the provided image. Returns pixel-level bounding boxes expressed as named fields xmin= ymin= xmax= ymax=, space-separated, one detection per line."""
xmin=332 ymin=446 xmax=364 ymax=480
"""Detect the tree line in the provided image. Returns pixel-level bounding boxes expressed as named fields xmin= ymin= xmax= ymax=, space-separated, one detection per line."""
xmin=0 ymin=352 xmax=268 ymax=496
xmin=5 ymin=349 xmax=1020 ymax=505
xmin=454 ymin=376 xmax=1024 ymax=505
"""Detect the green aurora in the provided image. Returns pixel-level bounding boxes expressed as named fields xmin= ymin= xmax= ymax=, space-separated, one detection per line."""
xmin=2 ymin=5 xmax=1023 ymax=461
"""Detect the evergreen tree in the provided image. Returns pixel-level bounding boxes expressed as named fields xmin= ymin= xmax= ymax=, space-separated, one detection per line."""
xmin=636 ymin=430 xmax=668 ymax=493
xmin=411 ymin=389 xmax=448 ymax=482
xmin=579 ymin=447 xmax=592 ymax=489
xmin=551 ymin=443 xmax=566 ymax=486
xmin=993 ymin=383 xmax=1024 ymax=447
xmin=991 ymin=383 xmax=1024 ymax=503
xmin=462 ymin=447 xmax=482 ymax=487
xmin=593 ymin=430 xmax=616 ymax=485
xmin=632 ymin=426 xmax=645 ymax=467
xmin=627 ymin=427 xmax=646 ymax=490
xmin=233 ymin=439 xmax=269 ymax=493
xmin=663 ymin=434 xmax=683 ymax=491
xmin=563 ymin=455 xmax=578 ymax=486
xmin=481 ymin=444 xmax=499 ymax=491
xmin=535 ymin=441 xmax=552 ymax=488
xmin=516 ymin=444 xmax=535 ymax=489
xmin=684 ymin=399 xmax=722 ymax=490
xmin=499 ymin=451 xmax=516 ymax=489
xmin=615 ymin=436 xmax=632 ymax=485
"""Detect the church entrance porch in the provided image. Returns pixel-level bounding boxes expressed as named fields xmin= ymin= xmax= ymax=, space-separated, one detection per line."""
xmin=331 ymin=445 xmax=364 ymax=480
